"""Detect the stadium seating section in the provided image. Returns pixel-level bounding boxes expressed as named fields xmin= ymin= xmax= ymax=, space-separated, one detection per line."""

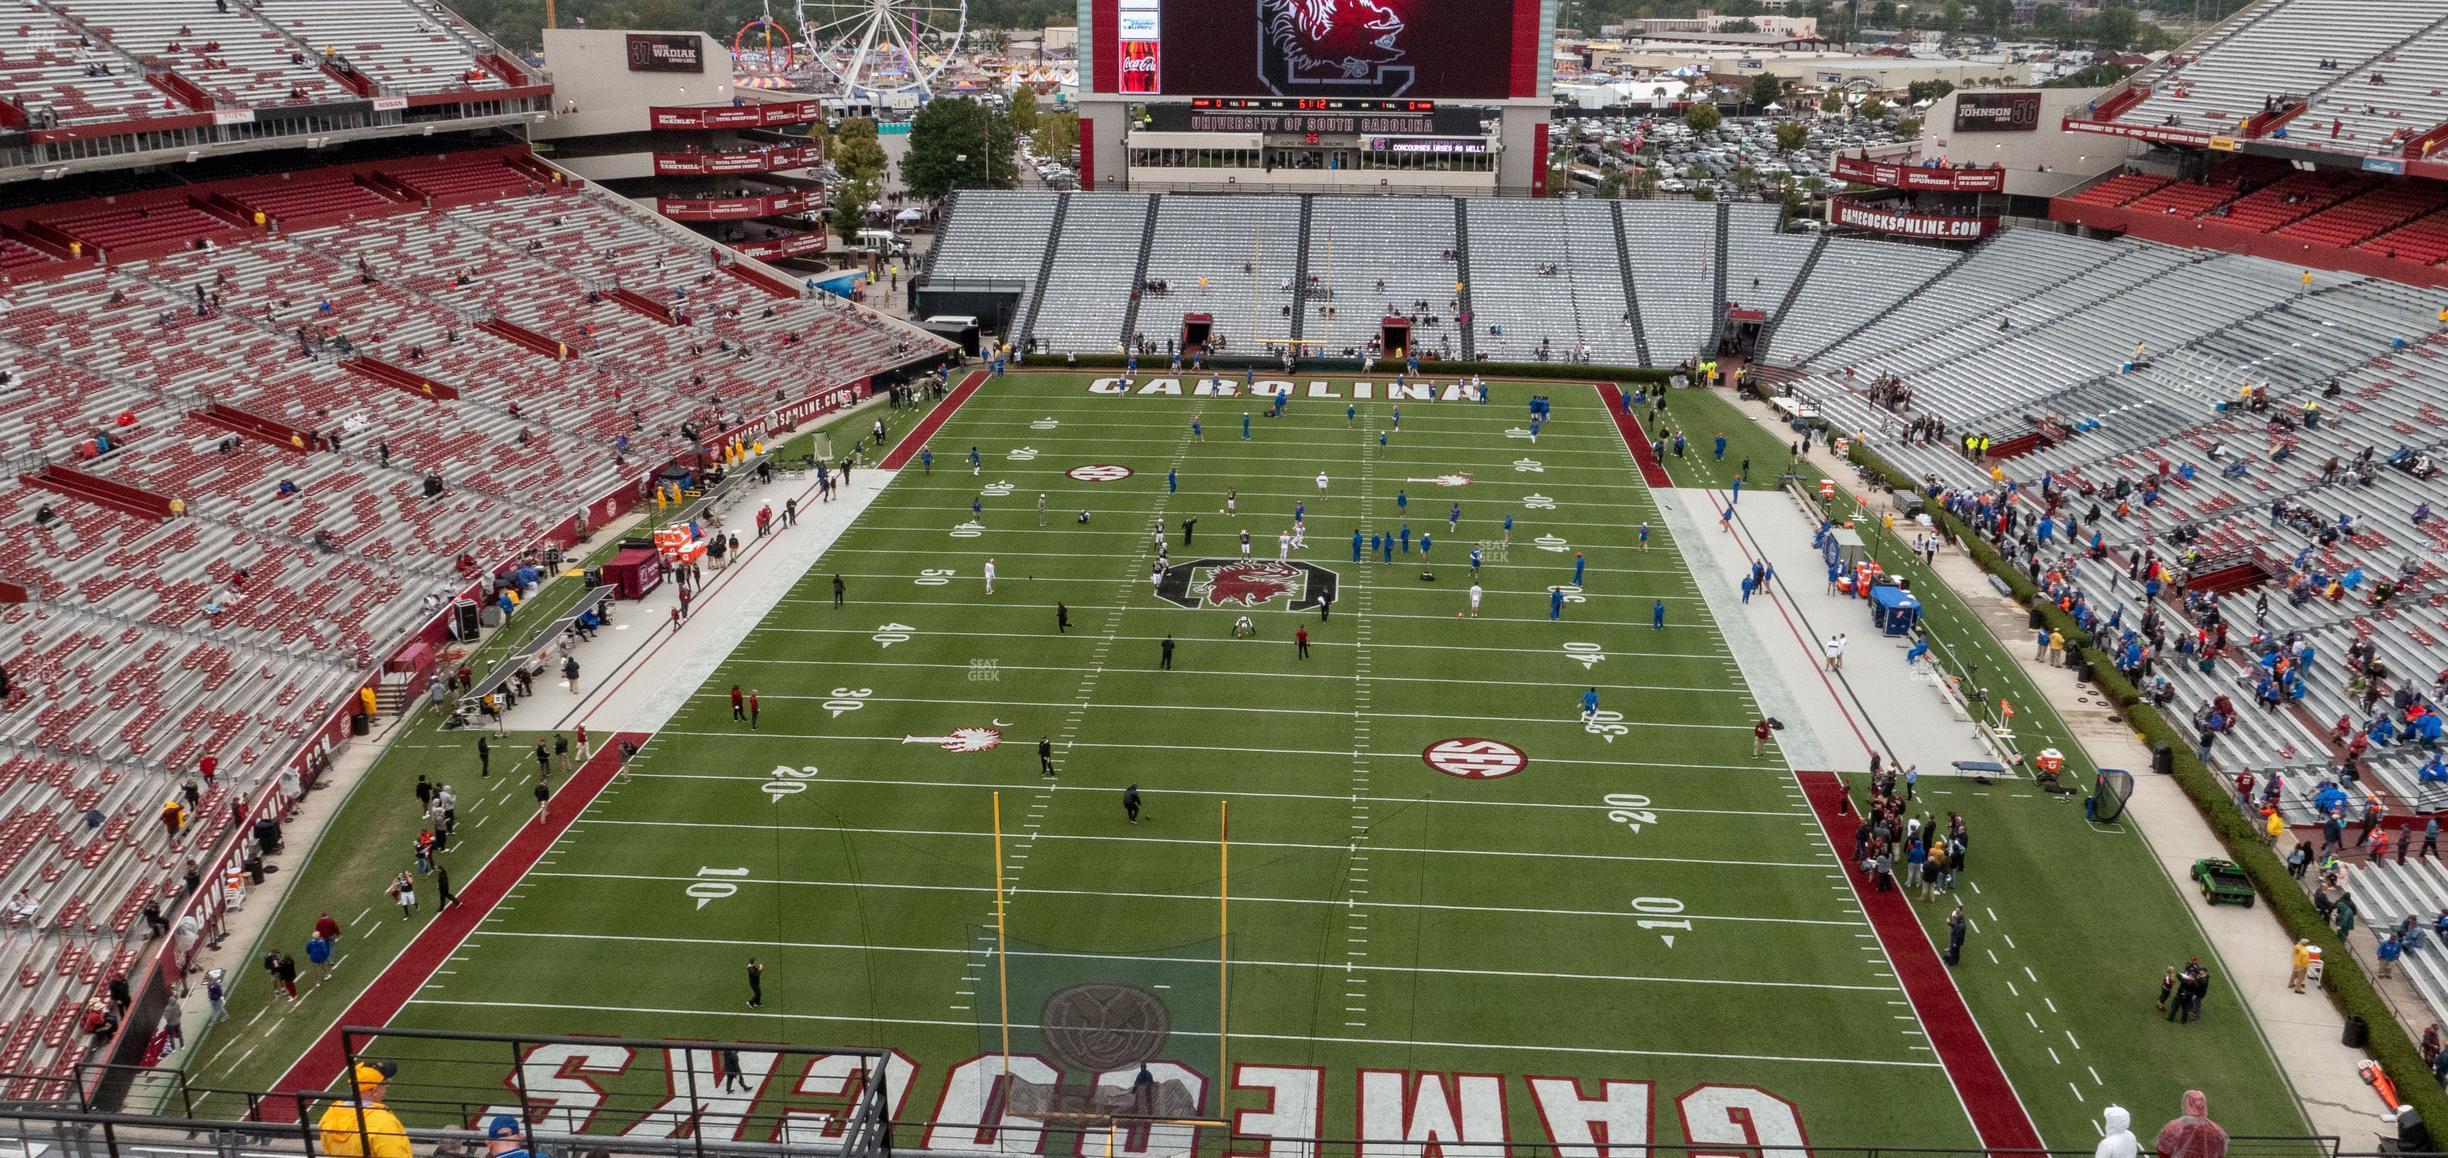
xmin=0 ymin=0 xmax=516 ymax=130
xmin=0 ymin=149 xmax=936 ymax=1090
xmin=2088 ymin=0 xmax=2448 ymax=158
xmin=2062 ymin=156 xmax=2448 ymax=278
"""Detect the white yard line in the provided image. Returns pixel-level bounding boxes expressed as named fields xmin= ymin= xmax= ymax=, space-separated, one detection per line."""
xmin=625 ymin=770 xmax=1809 ymax=810
xmin=521 ymin=869 xmax=1866 ymax=927
xmin=568 ymin=817 xmax=1837 ymax=869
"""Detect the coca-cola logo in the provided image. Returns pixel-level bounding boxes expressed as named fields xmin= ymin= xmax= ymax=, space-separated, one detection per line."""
xmin=1123 ymin=54 xmax=1157 ymax=72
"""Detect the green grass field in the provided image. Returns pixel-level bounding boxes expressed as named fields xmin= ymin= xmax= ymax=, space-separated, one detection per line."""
xmin=180 ymin=375 xmax=2308 ymax=1154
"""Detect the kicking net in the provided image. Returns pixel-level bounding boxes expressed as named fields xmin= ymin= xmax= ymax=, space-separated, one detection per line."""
xmin=970 ymin=929 xmax=1220 ymax=1130
xmin=2092 ymin=768 xmax=2135 ymax=823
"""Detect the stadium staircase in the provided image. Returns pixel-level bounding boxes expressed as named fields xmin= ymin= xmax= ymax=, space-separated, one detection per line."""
xmin=1706 ymin=202 xmax=1733 ymax=355
xmin=1757 ymin=233 xmax=1828 ymax=356
xmin=1452 ymin=200 xmax=1476 ymax=361
xmin=1018 ymin=192 xmax=1070 ymax=349
xmin=1781 ymin=242 xmax=1983 ymax=367
xmin=1609 ymin=204 xmax=1653 ymax=368
xmin=1287 ymin=195 xmax=1314 ymax=348
xmin=925 ymin=191 xmax=960 ymax=285
xmin=1119 ymin=194 xmax=1161 ymax=352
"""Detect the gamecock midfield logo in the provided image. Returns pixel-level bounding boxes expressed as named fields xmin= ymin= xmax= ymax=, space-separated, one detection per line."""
xmin=1157 ymin=559 xmax=1340 ymax=611
xmin=1258 ymin=0 xmax=1416 ymax=97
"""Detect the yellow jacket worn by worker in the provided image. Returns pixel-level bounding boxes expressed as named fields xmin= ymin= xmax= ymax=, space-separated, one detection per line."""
xmin=318 ymin=1066 xmax=411 ymax=1158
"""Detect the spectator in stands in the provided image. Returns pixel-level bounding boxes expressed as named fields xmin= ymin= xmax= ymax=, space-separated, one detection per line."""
xmin=1 ymin=890 xmax=33 ymax=927
xmin=318 ymin=1063 xmax=409 ymax=1158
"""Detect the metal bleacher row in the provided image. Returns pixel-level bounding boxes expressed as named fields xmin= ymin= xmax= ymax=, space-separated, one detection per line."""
xmin=935 ymin=191 xmax=1793 ymax=368
xmin=0 ymin=0 xmax=516 ymax=129
xmin=1779 ymin=224 xmax=2448 ymax=836
xmin=2101 ymin=0 xmax=2448 ymax=154
xmin=0 ymin=151 xmax=943 ymax=1090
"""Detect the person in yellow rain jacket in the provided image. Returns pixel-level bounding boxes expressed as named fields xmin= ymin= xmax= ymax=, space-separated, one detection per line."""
xmin=319 ymin=1062 xmax=411 ymax=1158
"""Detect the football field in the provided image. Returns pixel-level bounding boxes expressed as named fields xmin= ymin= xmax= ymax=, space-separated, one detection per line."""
xmin=302 ymin=372 xmax=1993 ymax=1150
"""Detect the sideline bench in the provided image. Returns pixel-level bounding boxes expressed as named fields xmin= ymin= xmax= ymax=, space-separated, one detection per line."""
xmin=452 ymin=584 xmax=615 ymax=723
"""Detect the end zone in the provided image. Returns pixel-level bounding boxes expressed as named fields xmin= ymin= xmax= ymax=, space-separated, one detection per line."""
xmin=1594 ymin=383 xmax=1675 ymax=489
xmin=879 ymin=370 xmax=990 ymax=469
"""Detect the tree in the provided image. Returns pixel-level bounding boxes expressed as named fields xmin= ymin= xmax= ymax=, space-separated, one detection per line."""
xmin=1748 ymin=72 xmax=1783 ymax=109
xmin=1907 ymin=79 xmax=1956 ymax=105
xmin=1693 ymin=184 xmax=1718 ymax=201
xmin=1897 ymin=115 xmax=1923 ymax=136
xmin=830 ymin=118 xmax=889 ymax=187
xmin=1720 ymin=17 xmax=1760 ymax=31
xmin=1033 ymin=110 xmax=1080 ymax=161
xmin=903 ymin=97 xmax=1016 ymax=200
xmin=832 ymin=178 xmax=876 ymax=249
xmin=1857 ymin=95 xmax=1889 ymax=120
xmin=1821 ymin=89 xmax=1847 ymax=114
xmin=2088 ymin=4 xmax=2140 ymax=50
xmin=1774 ymin=120 xmax=1809 ymax=152
xmin=1006 ymin=86 xmax=1040 ymax=136
xmin=1686 ymin=101 xmax=1723 ymax=132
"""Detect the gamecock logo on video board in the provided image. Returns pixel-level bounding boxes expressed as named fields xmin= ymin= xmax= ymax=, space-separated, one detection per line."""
xmin=1258 ymin=0 xmax=1417 ymax=97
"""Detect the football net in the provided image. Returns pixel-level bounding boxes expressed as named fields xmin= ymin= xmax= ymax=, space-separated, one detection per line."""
xmin=972 ymin=930 xmax=1221 ymax=1133
xmin=2091 ymin=768 xmax=2136 ymax=823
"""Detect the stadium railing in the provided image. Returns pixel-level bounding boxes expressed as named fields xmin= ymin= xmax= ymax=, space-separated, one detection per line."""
xmin=0 ymin=1091 xmax=2364 ymax=1158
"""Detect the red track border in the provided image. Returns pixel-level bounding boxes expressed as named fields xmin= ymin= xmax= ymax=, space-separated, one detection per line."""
xmin=257 ymin=731 xmax=653 ymax=1116
xmin=1593 ymin=383 xmax=1675 ymax=489
xmin=1798 ymin=770 xmax=2045 ymax=1152
xmin=878 ymin=369 xmax=989 ymax=469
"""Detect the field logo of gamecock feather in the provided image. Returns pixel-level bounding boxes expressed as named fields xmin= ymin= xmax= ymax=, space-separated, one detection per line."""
xmin=1257 ymin=0 xmax=1417 ymax=96
xmin=1157 ymin=558 xmax=1340 ymax=611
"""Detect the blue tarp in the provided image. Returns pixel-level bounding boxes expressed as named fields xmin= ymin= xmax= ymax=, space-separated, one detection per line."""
xmin=1870 ymin=585 xmax=1921 ymax=635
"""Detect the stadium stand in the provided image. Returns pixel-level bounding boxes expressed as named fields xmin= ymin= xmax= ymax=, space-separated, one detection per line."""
xmin=936 ymin=191 xmax=1739 ymax=368
xmin=1032 ymin=192 xmax=1150 ymax=356
xmin=1613 ymin=200 xmax=1714 ymax=366
xmin=2102 ymin=0 xmax=2448 ymax=142
xmin=1129 ymin=193 xmax=1300 ymax=360
xmin=1305 ymin=196 xmax=1463 ymax=362
xmin=0 ymin=145 xmax=945 ymax=1091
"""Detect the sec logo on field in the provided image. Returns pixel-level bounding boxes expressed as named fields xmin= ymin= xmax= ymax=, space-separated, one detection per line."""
xmin=1422 ymin=738 xmax=1528 ymax=779
xmin=1067 ymin=465 xmax=1134 ymax=483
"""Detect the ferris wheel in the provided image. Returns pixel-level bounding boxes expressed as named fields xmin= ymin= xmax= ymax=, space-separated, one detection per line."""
xmin=795 ymin=0 xmax=968 ymax=100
